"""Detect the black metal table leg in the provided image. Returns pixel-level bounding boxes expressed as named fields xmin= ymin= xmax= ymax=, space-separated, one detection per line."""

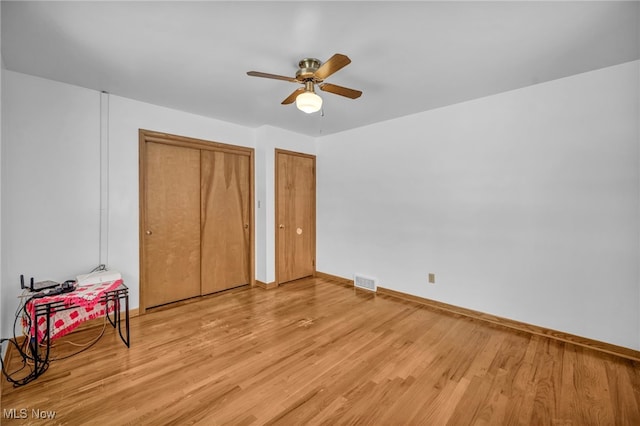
xmin=32 ymin=307 xmax=39 ymax=378
xmin=117 ymin=291 xmax=130 ymax=347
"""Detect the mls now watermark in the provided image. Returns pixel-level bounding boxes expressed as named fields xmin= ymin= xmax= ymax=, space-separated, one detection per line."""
xmin=3 ymin=408 xmax=57 ymax=420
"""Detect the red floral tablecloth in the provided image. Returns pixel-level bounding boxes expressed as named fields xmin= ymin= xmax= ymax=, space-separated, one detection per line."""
xmin=25 ymin=279 xmax=124 ymax=342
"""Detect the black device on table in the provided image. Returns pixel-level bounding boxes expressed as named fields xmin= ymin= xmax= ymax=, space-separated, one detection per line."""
xmin=20 ymin=275 xmax=76 ymax=298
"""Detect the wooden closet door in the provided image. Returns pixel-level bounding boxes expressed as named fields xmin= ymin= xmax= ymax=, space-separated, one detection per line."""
xmin=144 ymin=142 xmax=201 ymax=308
xmin=200 ymin=151 xmax=251 ymax=294
xmin=276 ymin=150 xmax=316 ymax=284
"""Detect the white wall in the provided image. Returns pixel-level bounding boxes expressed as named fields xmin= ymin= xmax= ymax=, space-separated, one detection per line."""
xmin=317 ymin=61 xmax=640 ymax=350
xmin=1 ymin=72 xmax=101 ymax=340
xmin=0 ymin=5 xmax=4 ymax=354
xmin=3 ymin=62 xmax=637 ymax=351
xmin=255 ymin=125 xmax=315 ymax=284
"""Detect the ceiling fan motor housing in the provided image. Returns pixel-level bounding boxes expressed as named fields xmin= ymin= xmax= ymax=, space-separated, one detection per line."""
xmin=296 ymin=58 xmax=321 ymax=81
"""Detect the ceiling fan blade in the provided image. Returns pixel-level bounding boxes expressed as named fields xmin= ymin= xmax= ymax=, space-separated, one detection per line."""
xmin=247 ymin=71 xmax=298 ymax=83
xmin=281 ymin=88 xmax=306 ymax=105
xmin=319 ymin=83 xmax=362 ymax=99
xmin=314 ymin=54 xmax=351 ymax=80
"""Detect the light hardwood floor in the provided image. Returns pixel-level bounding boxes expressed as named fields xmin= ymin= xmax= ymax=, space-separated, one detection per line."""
xmin=2 ymin=276 xmax=639 ymax=425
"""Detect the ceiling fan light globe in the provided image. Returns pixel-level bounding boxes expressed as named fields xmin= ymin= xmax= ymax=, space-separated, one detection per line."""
xmin=296 ymin=91 xmax=322 ymax=113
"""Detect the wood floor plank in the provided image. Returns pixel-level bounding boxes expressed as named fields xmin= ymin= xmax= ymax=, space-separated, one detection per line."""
xmin=605 ymin=359 xmax=640 ymax=425
xmin=2 ymin=277 xmax=639 ymax=425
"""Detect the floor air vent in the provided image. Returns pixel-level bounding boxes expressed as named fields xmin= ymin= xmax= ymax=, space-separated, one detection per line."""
xmin=354 ymin=274 xmax=377 ymax=292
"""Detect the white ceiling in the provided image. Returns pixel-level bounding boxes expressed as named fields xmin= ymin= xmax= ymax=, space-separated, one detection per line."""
xmin=2 ymin=1 xmax=639 ymax=136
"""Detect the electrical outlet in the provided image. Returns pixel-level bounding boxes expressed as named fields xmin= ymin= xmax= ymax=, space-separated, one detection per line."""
xmin=428 ymin=273 xmax=436 ymax=284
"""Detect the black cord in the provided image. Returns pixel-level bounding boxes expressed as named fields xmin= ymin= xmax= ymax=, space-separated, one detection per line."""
xmin=1 ymin=294 xmax=50 ymax=386
xmin=1 ymin=337 xmax=48 ymax=386
xmin=91 ymin=264 xmax=107 ymax=273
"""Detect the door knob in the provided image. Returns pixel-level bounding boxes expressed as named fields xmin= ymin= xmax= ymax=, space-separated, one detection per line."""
xmin=145 ymin=230 xmax=153 ymax=235
xmin=279 ymin=224 xmax=284 ymax=229
xmin=244 ymin=223 xmax=249 ymax=229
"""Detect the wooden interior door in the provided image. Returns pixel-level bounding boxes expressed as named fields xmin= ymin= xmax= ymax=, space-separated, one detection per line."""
xmin=201 ymin=151 xmax=251 ymax=294
xmin=276 ymin=149 xmax=316 ymax=284
xmin=143 ymin=142 xmax=201 ymax=308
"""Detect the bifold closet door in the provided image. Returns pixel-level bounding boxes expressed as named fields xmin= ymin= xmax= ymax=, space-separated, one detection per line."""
xmin=200 ymin=151 xmax=251 ymax=294
xmin=144 ymin=142 xmax=201 ymax=308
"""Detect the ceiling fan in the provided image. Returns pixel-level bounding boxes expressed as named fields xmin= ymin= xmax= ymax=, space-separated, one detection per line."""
xmin=247 ymin=53 xmax=362 ymax=113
